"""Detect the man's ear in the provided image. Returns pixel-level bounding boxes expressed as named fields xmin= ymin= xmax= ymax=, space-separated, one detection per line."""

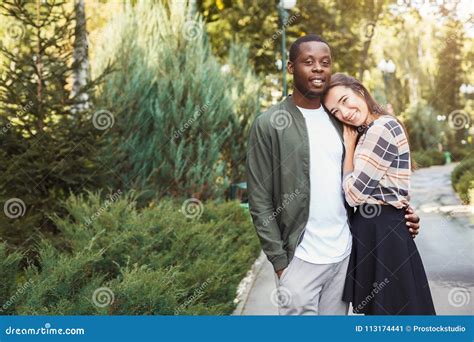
xmin=287 ymin=61 xmax=294 ymax=75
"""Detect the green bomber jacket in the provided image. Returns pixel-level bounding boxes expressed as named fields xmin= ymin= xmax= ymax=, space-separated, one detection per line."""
xmin=245 ymin=95 xmax=354 ymax=272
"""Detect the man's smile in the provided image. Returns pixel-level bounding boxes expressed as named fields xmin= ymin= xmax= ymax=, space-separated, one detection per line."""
xmin=309 ymin=76 xmax=326 ymax=88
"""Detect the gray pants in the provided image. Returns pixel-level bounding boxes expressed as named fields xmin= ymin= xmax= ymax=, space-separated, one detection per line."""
xmin=273 ymin=255 xmax=350 ymax=315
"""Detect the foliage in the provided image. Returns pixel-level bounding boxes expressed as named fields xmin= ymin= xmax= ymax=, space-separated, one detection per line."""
xmin=403 ymin=102 xmax=443 ymax=151
xmin=0 ymin=1 xmax=111 ymax=248
xmin=451 ymin=158 xmax=474 ymax=185
xmin=412 ymin=150 xmax=445 ymax=168
xmin=93 ymin=1 xmax=261 ymax=202
xmin=221 ymin=44 xmax=262 ymax=185
xmin=0 ymin=243 xmax=23 ymax=315
xmin=454 ymin=172 xmax=474 ymax=204
xmin=451 ymin=158 xmax=474 ymax=204
xmin=451 ymin=146 xmax=473 ymax=162
xmin=2 ymin=191 xmax=260 ymax=315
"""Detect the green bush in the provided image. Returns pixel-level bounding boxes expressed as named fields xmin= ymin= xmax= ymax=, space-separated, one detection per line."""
xmin=0 ymin=1 xmax=110 ymax=248
xmin=451 ymin=146 xmax=474 ymax=162
xmin=93 ymin=1 xmax=261 ymax=201
xmin=412 ymin=150 xmax=445 ymax=168
xmin=426 ymin=150 xmax=445 ymax=165
xmin=451 ymin=158 xmax=474 ymax=185
xmin=451 ymin=158 xmax=474 ymax=204
xmin=454 ymin=173 xmax=474 ymax=204
xmin=7 ymin=192 xmax=260 ymax=315
xmin=404 ymin=102 xmax=443 ymax=151
xmin=412 ymin=151 xmax=433 ymax=169
xmin=0 ymin=243 xmax=23 ymax=315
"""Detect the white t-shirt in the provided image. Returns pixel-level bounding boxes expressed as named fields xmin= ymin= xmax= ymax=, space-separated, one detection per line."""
xmin=294 ymin=105 xmax=352 ymax=264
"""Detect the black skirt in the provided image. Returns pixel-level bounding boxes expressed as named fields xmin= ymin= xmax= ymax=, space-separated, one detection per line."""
xmin=343 ymin=204 xmax=436 ymax=315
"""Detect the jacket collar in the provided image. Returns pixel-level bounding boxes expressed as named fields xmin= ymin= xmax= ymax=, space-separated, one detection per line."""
xmin=282 ymin=95 xmax=305 ymax=122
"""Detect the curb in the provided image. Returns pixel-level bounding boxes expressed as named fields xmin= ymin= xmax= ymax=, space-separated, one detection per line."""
xmin=232 ymin=250 xmax=267 ymax=315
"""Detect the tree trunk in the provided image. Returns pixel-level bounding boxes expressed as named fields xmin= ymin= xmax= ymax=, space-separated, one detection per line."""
xmin=71 ymin=0 xmax=91 ymax=114
xmin=35 ymin=0 xmax=43 ymax=132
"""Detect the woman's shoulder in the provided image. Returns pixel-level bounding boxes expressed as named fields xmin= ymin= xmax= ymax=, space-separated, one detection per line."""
xmin=368 ymin=115 xmax=404 ymax=139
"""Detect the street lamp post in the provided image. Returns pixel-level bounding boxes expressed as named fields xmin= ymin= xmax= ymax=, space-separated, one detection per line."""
xmin=278 ymin=0 xmax=296 ymax=98
xmin=377 ymin=58 xmax=396 ymax=105
xmin=460 ymin=83 xmax=474 ymax=97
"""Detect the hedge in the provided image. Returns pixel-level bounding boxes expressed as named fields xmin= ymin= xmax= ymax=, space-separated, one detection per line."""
xmin=451 ymin=158 xmax=474 ymax=204
xmin=412 ymin=150 xmax=445 ymax=168
xmin=1 ymin=192 xmax=261 ymax=315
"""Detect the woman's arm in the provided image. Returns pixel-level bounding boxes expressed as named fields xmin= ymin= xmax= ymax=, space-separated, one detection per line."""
xmin=342 ymin=121 xmax=399 ymax=207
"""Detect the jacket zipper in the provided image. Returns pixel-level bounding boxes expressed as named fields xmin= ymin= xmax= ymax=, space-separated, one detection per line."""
xmin=295 ymin=115 xmax=311 ymax=249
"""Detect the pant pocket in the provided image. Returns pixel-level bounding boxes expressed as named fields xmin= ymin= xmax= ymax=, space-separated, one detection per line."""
xmin=279 ymin=256 xmax=297 ymax=283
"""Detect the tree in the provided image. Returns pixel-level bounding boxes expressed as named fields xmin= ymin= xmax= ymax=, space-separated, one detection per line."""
xmin=221 ymin=45 xmax=262 ymax=187
xmin=71 ymin=0 xmax=91 ymax=114
xmin=432 ymin=18 xmax=466 ymax=148
xmin=93 ymin=1 xmax=261 ymax=202
xmin=198 ymin=0 xmax=281 ymax=76
xmin=404 ymin=101 xmax=443 ymax=151
xmin=0 ymin=0 xmax=111 ymax=248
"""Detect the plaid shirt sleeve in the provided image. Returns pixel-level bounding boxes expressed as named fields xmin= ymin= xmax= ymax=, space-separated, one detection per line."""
xmin=342 ymin=122 xmax=399 ymax=207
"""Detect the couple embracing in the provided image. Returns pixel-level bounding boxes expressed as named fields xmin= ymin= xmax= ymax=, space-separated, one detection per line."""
xmin=246 ymin=34 xmax=436 ymax=315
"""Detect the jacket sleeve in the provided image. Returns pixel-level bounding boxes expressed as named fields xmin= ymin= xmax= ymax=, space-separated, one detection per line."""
xmin=246 ymin=117 xmax=288 ymax=272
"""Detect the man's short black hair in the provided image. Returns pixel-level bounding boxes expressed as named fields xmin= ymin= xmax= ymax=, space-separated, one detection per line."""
xmin=289 ymin=34 xmax=330 ymax=62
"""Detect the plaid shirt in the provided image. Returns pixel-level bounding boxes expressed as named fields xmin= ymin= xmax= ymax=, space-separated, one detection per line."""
xmin=343 ymin=115 xmax=410 ymax=209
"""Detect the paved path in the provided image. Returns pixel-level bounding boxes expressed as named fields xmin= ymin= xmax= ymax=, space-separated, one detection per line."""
xmin=236 ymin=163 xmax=473 ymax=315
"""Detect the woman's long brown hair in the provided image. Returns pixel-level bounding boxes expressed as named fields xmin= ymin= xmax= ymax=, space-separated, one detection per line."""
xmin=323 ymin=73 xmax=415 ymax=170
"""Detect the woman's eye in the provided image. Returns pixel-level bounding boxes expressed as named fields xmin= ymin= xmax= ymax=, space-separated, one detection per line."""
xmin=342 ymin=97 xmax=347 ymax=104
xmin=305 ymin=60 xmax=312 ymax=65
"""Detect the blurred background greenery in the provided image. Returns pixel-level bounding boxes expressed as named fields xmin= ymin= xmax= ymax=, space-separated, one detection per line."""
xmin=0 ymin=0 xmax=472 ymax=314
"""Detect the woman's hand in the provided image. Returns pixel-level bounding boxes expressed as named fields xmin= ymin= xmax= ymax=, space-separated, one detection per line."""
xmin=342 ymin=124 xmax=357 ymax=176
xmin=343 ymin=124 xmax=358 ymax=150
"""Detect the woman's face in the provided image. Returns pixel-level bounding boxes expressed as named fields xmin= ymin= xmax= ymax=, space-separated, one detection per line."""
xmin=324 ymin=86 xmax=370 ymax=126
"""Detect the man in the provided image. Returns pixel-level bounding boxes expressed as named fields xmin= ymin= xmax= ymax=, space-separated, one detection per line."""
xmin=246 ymin=34 xmax=420 ymax=315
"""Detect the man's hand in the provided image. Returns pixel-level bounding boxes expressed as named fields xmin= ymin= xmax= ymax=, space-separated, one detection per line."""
xmin=405 ymin=206 xmax=420 ymax=238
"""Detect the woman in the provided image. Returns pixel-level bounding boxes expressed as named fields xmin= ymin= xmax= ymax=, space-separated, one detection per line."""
xmin=323 ymin=73 xmax=435 ymax=315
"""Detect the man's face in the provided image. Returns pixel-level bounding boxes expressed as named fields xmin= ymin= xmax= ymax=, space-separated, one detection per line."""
xmin=288 ymin=41 xmax=332 ymax=99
